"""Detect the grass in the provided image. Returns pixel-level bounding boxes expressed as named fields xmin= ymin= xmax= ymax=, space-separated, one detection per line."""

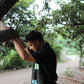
xmin=65 ymin=67 xmax=73 ymax=77
xmin=57 ymin=59 xmax=71 ymax=63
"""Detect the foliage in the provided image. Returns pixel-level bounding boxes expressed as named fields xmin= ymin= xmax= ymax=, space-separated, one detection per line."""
xmin=37 ymin=0 xmax=84 ymax=49
xmin=0 ymin=49 xmax=29 ymax=69
xmin=14 ymin=0 xmax=35 ymax=8
xmin=81 ymin=61 xmax=84 ymax=66
xmin=53 ymin=0 xmax=83 ymax=45
xmin=66 ymin=48 xmax=78 ymax=55
xmin=0 ymin=45 xmax=10 ymax=57
xmin=52 ymin=44 xmax=62 ymax=61
xmin=29 ymin=0 xmax=84 ymax=53
xmin=0 ymin=0 xmax=64 ymax=70
xmin=1 ymin=0 xmax=57 ymax=69
xmin=3 ymin=0 xmax=35 ymax=39
xmin=1 ymin=0 xmax=83 ymax=68
xmin=2 ymin=0 xmax=57 ymax=47
xmin=0 ymin=0 xmax=35 ymax=57
xmin=65 ymin=67 xmax=73 ymax=77
xmin=46 ymin=0 xmax=84 ymax=67
xmin=51 ymin=0 xmax=84 ymax=41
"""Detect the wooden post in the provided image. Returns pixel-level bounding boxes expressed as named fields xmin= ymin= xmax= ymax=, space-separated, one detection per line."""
xmin=0 ymin=28 xmax=19 ymax=43
xmin=0 ymin=0 xmax=18 ymax=20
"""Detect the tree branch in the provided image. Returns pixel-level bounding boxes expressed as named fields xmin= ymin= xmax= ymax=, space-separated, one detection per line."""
xmin=63 ymin=36 xmax=84 ymax=47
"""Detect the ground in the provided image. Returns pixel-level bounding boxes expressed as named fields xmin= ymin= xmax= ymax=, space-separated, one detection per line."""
xmin=0 ymin=56 xmax=84 ymax=84
xmin=57 ymin=62 xmax=84 ymax=84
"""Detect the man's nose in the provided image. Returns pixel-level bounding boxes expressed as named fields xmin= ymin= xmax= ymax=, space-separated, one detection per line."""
xmin=30 ymin=47 xmax=32 ymax=50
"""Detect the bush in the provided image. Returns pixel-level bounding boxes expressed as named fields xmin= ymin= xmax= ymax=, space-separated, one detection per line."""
xmin=65 ymin=67 xmax=73 ymax=77
xmin=0 ymin=49 xmax=29 ymax=70
xmin=52 ymin=44 xmax=62 ymax=61
xmin=81 ymin=61 xmax=84 ymax=66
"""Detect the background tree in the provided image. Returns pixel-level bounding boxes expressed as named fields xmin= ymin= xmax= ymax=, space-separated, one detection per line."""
xmin=32 ymin=0 xmax=84 ymax=66
xmin=1 ymin=0 xmax=83 ymax=69
xmin=0 ymin=0 xmax=35 ymax=56
xmin=0 ymin=0 xmax=35 ymax=69
xmin=50 ymin=0 xmax=84 ymax=67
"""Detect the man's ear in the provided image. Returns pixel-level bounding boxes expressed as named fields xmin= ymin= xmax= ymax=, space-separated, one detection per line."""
xmin=35 ymin=40 xmax=39 ymax=45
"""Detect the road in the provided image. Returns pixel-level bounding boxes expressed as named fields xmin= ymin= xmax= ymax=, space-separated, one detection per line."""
xmin=0 ymin=68 xmax=32 ymax=84
xmin=0 ymin=61 xmax=84 ymax=84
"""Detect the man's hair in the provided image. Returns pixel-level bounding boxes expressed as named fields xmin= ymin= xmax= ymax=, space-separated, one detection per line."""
xmin=26 ymin=30 xmax=44 ymax=42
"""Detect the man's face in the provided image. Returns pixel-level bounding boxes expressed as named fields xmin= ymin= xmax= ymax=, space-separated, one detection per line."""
xmin=27 ymin=40 xmax=39 ymax=52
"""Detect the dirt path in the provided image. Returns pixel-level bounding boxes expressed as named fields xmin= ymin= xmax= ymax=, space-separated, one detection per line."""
xmin=0 ymin=61 xmax=84 ymax=84
xmin=57 ymin=62 xmax=84 ymax=82
xmin=0 ymin=68 xmax=32 ymax=84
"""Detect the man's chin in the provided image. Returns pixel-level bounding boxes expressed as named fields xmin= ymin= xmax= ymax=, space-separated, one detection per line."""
xmin=33 ymin=50 xmax=37 ymax=52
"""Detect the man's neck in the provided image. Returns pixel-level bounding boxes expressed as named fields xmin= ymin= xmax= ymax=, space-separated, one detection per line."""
xmin=39 ymin=41 xmax=45 ymax=50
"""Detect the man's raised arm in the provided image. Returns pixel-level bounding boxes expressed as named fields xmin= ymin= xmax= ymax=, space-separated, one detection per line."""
xmin=13 ymin=38 xmax=36 ymax=62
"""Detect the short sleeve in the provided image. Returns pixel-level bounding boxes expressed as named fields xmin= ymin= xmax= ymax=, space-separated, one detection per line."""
xmin=28 ymin=45 xmax=56 ymax=64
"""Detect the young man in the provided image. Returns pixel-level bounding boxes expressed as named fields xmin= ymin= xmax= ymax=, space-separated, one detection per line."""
xmin=13 ymin=30 xmax=58 ymax=84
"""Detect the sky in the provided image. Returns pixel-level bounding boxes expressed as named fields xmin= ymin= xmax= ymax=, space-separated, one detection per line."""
xmin=28 ymin=0 xmax=71 ymax=19
xmin=28 ymin=0 xmax=61 ymax=19
xmin=33 ymin=0 xmax=71 ymax=11
xmin=29 ymin=0 xmax=60 ymax=13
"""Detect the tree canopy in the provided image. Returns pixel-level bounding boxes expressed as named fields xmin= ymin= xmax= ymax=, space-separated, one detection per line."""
xmin=1 ymin=0 xmax=84 ymax=58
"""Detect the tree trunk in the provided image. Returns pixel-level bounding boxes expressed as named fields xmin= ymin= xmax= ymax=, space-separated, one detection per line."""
xmin=79 ymin=43 xmax=83 ymax=68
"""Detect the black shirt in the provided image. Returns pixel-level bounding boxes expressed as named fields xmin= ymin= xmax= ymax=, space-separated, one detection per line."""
xmin=29 ymin=43 xmax=58 ymax=84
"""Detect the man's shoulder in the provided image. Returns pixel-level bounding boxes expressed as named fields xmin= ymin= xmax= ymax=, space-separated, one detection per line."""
xmin=38 ymin=43 xmax=51 ymax=53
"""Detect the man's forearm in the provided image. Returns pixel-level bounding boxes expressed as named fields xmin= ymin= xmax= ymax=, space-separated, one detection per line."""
xmin=13 ymin=38 xmax=36 ymax=62
xmin=14 ymin=38 xmax=26 ymax=48
xmin=13 ymin=38 xmax=29 ymax=59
